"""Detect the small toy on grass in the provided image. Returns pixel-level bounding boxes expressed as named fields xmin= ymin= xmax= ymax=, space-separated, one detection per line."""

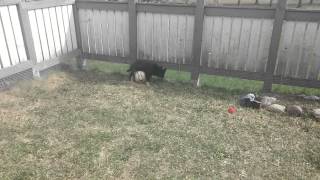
xmin=239 ymin=94 xmax=261 ymax=109
xmin=228 ymin=106 xmax=237 ymax=114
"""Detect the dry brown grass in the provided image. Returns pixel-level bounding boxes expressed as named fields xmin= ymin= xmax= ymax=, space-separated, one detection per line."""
xmin=0 ymin=62 xmax=319 ymax=179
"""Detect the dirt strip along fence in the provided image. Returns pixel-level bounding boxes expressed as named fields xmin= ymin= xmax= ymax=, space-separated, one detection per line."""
xmin=0 ymin=0 xmax=319 ymax=92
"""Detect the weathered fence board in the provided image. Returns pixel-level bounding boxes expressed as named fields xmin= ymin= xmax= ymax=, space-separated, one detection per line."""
xmin=0 ymin=5 xmax=27 ymax=69
xmin=0 ymin=12 xmax=12 ymax=68
xmin=56 ymin=6 xmax=68 ymax=54
xmin=8 ymin=6 xmax=27 ymax=63
xmin=78 ymin=8 xmax=129 ymax=57
xmin=36 ymin=9 xmax=50 ymax=61
xmin=276 ymin=21 xmax=320 ymax=80
xmin=1 ymin=6 xmax=20 ymax=65
xmin=43 ymin=8 xmax=56 ymax=59
xmin=201 ymin=16 xmax=273 ymax=73
xmin=49 ymin=7 xmax=62 ymax=56
xmin=137 ymin=12 xmax=194 ymax=64
xmin=28 ymin=5 xmax=77 ymax=63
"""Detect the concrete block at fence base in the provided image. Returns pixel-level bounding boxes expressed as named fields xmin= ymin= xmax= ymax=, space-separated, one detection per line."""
xmin=33 ymin=69 xmax=41 ymax=79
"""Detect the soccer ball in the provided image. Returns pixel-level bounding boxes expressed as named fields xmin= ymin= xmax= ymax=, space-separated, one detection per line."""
xmin=134 ymin=71 xmax=146 ymax=83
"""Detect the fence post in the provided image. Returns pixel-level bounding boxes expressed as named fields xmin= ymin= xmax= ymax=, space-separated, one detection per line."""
xmin=263 ymin=0 xmax=287 ymax=92
xmin=129 ymin=0 xmax=137 ymax=62
xmin=17 ymin=2 xmax=39 ymax=77
xmin=191 ymin=0 xmax=205 ymax=87
xmin=73 ymin=2 xmax=86 ymax=69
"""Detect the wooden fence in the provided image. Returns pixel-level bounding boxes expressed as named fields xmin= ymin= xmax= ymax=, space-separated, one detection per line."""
xmin=77 ymin=0 xmax=320 ymax=90
xmin=0 ymin=0 xmax=79 ymax=86
xmin=0 ymin=0 xmax=319 ymax=92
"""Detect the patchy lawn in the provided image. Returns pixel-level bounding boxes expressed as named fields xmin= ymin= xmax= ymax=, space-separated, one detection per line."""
xmin=0 ymin=61 xmax=319 ymax=179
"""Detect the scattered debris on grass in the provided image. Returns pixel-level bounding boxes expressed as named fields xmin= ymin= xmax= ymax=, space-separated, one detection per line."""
xmin=239 ymin=94 xmax=261 ymax=109
xmin=239 ymin=93 xmax=320 ymax=120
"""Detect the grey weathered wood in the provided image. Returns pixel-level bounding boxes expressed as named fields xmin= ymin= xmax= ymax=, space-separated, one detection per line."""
xmin=67 ymin=5 xmax=77 ymax=50
xmin=73 ymin=3 xmax=82 ymax=52
xmin=137 ymin=3 xmax=195 ymax=15
xmin=84 ymin=53 xmax=320 ymax=89
xmin=0 ymin=56 xmax=3 ymax=69
xmin=7 ymin=6 xmax=21 ymax=63
xmin=0 ymin=60 xmax=32 ymax=79
xmin=77 ymin=1 xmax=128 ymax=11
xmin=205 ymin=6 xmax=275 ymax=19
xmin=0 ymin=0 xmax=20 ymax=6
xmin=129 ymin=0 xmax=137 ymax=61
xmin=20 ymin=0 xmax=75 ymax=10
xmin=263 ymin=0 xmax=287 ymax=92
xmin=286 ymin=9 xmax=320 ymax=22
xmin=1 ymin=0 xmax=319 ymax=90
xmin=0 ymin=9 xmax=13 ymax=66
xmin=191 ymin=0 xmax=205 ymax=86
xmin=17 ymin=2 xmax=37 ymax=65
xmin=62 ymin=6 xmax=73 ymax=53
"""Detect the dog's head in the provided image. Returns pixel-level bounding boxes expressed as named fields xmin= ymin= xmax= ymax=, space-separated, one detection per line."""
xmin=156 ymin=66 xmax=167 ymax=78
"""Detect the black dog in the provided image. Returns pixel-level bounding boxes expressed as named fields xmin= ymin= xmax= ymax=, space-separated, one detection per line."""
xmin=127 ymin=60 xmax=167 ymax=82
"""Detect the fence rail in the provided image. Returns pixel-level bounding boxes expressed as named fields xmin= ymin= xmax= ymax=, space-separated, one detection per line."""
xmin=0 ymin=0 xmax=319 ymax=92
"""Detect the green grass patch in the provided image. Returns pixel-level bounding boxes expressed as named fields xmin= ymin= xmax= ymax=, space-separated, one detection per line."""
xmin=88 ymin=61 xmax=320 ymax=96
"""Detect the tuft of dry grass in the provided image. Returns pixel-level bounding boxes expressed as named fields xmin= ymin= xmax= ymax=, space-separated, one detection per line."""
xmin=0 ymin=61 xmax=319 ymax=179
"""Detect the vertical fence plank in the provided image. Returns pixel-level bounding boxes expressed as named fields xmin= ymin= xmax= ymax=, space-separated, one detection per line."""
xmin=18 ymin=4 xmax=37 ymax=65
xmin=43 ymin=8 xmax=56 ymax=59
xmin=123 ymin=11 xmax=129 ymax=57
xmin=28 ymin=10 xmax=43 ymax=62
xmin=1 ymin=6 xmax=19 ymax=65
xmin=17 ymin=2 xmax=41 ymax=77
xmin=62 ymin=6 xmax=73 ymax=53
xmin=263 ymin=0 xmax=287 ymax=92
xmin=9 ymin=5 xmax=27 ymax=63
xmin=0 ymin=13 xmax=11 ymax=68
xmin=36 ymin=9 xmax=50 ymax=61
xmin=191 ymin=0 xmax=205 ymax=86
xmin=73 ymin=3 xmax=81 ymax=52
xmin=56 ymin=6 xmax=67 ymax=54
xmin=129 ymin=0 xmax=137 ymax=61
xmin=49 ymin=7 xmax=62 ymax=56
xmin=68 ymin=5 xmax=77 ymax=50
